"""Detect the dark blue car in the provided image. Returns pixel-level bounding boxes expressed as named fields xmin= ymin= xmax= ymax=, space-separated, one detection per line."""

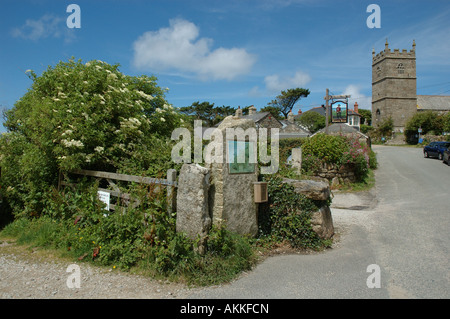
xmin=423 ymin=141 xmax=450 ymax=160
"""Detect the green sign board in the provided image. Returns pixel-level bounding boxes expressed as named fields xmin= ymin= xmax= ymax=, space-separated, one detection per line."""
xmin=227 ymin=140 xmax=256 ymax=174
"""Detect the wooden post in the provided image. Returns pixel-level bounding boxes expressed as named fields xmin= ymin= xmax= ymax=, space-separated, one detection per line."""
xmin=325 ymin=88 xmax=330 ymax=134
xmin=166 ymin=169 xmax=177 ymax=215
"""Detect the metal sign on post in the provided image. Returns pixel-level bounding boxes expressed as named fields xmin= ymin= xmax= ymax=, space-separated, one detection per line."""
xmin=324 ymin=89 xmax=351 ymax=131
xmin=97 ymin=190 xmax=110 ymax=211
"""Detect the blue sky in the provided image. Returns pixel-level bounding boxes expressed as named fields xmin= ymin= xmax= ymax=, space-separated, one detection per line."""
xmin=1 ymin=0 xmax=450 ymax=132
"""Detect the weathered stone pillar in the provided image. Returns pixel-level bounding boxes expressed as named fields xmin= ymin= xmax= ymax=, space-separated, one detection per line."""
xmin=282 ymin=178 xmax=334 ymax=239
xmin=291 ymin=147 xmax=302 ymax=174
xmin=176 ymin=164 xmax=211 ymax=246
xmin=206 ymin=115 xmax=259 ymax=237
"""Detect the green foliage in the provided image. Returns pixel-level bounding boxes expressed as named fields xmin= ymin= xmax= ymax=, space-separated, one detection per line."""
xmin=358 ymin=109 xmax=372 ymax=126
xmin=301 ymin=134 xmax=373 ymax=182
xmin=0 ymin=57 xmax=185 ymax=217
xmin=370 ymin=117 xmax=394 ymax=143
xmin=368 ymin=149 xmax=378 ymax=170
xmin=296 ymin=111 xmax=326 ymax=133
xmin=301 ymin=133 xmax=348 ymax=165
xmin=258 ymin=176 xmax=328 ymax=250
xmin=278 ymin=137 xmax=305 ymax=164
xmin=378 ymin=117 xmax=394 ymax=136
xmin=360 ymin=124 xmax=373 ymax=134
xmin=259 ymin=106 xmax=284 ymax=120
xmin=1 ymin=179 xmax=256 ymax=285
xmin=179 ymin=101 xmax=236 ymax=126
xmin=404 ymin=111 xmax=446 ymax=144
xmin=268 ymin=88 xmax=310 ymax=119
xmin=444 ymin=113 xmax=450 ymax=133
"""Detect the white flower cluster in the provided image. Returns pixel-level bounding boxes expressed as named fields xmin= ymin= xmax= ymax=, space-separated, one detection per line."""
xmin=136 ymin=90 xmax=153 ymax=100
xmin=107 ymin=72 xmax=118 ymax=80
xmin=61 ymin=139 xmax=84 ymax=148
xmin=61 ymin=129 xmax=73 ymax=137
xmin=120 ymin=117 xmax=142 ymax=130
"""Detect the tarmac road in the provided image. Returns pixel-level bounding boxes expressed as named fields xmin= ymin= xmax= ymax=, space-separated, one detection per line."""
xmin=188 ymin=145 xmax=450 ymax=299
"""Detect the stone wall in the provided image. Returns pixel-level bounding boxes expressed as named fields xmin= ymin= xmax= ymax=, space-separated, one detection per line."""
xmin=176 ymin=164 xmax=335 ymax=244
xmin=315 ymin=163 xmax=357 ymax=185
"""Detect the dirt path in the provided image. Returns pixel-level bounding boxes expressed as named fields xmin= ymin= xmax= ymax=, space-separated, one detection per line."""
xmin=0 ymin=240 xmax=197 ymax=299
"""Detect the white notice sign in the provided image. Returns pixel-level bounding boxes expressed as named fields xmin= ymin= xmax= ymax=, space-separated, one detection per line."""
xmin=97 ymin=191 xmax=110 ymax=211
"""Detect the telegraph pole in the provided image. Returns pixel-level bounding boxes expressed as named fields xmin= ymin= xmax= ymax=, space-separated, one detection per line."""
xmin=324 ymin=88 xmax=330 ymax=134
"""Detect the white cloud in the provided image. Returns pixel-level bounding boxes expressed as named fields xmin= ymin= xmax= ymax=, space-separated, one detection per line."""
xmin=342 ymin=85 xmax=372 ymax=110
xmin=11 ymin=14 xmax=74 ymax=43
xmin=132 ymin=18 xmax=256 ymax=81
xmin=264 ymin=70 xmax=311 ymax=93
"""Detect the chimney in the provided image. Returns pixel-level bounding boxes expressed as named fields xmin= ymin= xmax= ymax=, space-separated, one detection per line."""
xmin=235 ymin=106 xmax=243 ymax=118
xmin=248 ymin=105 xmax=256 ymax=115
xmin=354 ymin=102 xmax=359 ymax=113
xmin=287 ymin=111 xmax=294 ymax=124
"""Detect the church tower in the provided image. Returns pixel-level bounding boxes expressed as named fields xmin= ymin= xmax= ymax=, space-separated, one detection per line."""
xmin=372 ymin=39 xmax=417 ymax=132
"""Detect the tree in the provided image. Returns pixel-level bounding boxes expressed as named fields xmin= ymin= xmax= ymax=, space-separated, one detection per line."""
xmin=444 ymin=113 xmax=450 ymax=133
xmin=358 ymin=109 xmax=372 ymax=126
xmin=378 ymin=117 xmax=394 ymax=137
xmin=179 ymin=101 xmax=236 ymax=126
xmin=296 ymin=111 xmax=325 ymax=133
xmin=268 ymin=88 xmax=310 ymax=119
xmin=0 ymin=57 xmax=184 ymax=216
xmin=259 ymin=106 xmax=284 ymax=120
xmin=404 ymin=111 xmax=445 ymax=144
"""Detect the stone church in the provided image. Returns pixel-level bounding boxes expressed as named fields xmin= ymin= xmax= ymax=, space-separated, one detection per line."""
xmin=372 ymin=39 xmax=450 ymax=132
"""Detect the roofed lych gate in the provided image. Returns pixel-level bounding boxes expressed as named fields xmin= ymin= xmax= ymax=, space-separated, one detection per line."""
xmin=58 ymin=169 xmax=177 ymax=214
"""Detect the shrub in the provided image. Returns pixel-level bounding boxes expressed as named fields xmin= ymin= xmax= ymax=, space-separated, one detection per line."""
xmin=340 ymin=137 xmax=370 ymax=181
xmin=301 ymin=133 xmax=348 ymax=165
xmin=404 ymin=111 xmax=446 ymax=144
xmin=301 ymin=134 xmax=372 ymax=182
xmin=258 ymin=175 xmax=328 ymax=250
xmin=0 ymin=57 xmax=186 ymax=217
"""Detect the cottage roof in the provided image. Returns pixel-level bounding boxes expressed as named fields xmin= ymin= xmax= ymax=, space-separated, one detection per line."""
xmin=417 ymin=95 xmax=450 ymax=111
xmin=241 ymin=111 xmax=272 ymax=122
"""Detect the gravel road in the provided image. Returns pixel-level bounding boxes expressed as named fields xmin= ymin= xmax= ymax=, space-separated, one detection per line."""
xmin=0 ymin=241 xmax=195 ymax=299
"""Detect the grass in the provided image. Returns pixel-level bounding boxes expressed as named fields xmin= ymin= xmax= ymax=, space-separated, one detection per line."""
xmin=332 ymin=169 xmax=376 ymax=193
xmin=0 ymin=216 xmax=259 ymax=287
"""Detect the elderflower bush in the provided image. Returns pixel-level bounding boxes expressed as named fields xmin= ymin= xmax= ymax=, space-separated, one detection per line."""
xmin=0 ymin=57 xmax=186 ymax=216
